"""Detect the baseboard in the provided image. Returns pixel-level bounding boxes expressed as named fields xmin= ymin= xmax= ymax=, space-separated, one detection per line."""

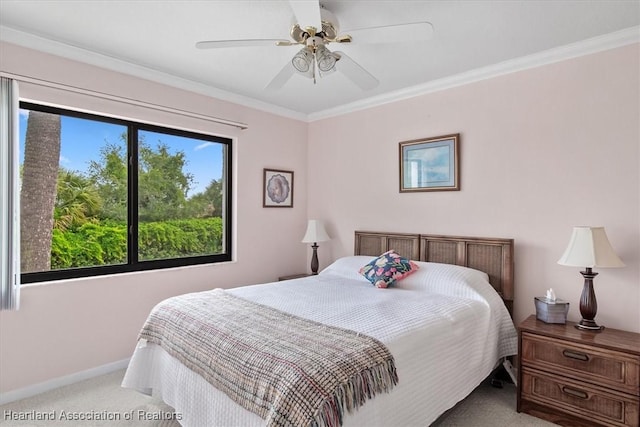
xmin=0 ymin=358 xmax=130 ymax=405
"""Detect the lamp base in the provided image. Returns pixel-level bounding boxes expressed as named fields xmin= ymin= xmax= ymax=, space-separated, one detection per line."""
xmin=576 ymin=268 xmax=604 ymax=332
xmin=575 ymin=319 xmax=604 ymax=331
xmin=309 ymin=243 xmax=319 ymax=275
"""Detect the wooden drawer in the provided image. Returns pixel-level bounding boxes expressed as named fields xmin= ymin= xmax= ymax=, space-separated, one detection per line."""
xmin=521 ymin=367 xmax=640 ymax=427
xmin=522 ymin=332 xmax=640 ymax=395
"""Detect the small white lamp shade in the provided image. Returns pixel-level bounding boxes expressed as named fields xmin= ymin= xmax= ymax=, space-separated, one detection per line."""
xmin=301 ymin=220 xmax=330 ymax=243
xmin=557 ymin=226 xmax=625 ymax=268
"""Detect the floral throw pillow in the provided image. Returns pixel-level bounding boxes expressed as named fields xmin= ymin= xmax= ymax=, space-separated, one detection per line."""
xmin=359 ymin=250 xmax=419 ymax=288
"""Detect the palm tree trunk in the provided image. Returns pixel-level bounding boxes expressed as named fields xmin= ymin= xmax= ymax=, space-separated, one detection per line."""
xmin=20 ymin=111 xmax=61 ymax=273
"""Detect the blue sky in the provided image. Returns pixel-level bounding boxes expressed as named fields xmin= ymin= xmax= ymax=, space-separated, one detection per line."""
xmin=19 ymin=110 xmax=223 ymax=196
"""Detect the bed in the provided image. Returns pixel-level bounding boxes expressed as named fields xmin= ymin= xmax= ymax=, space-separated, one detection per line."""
xmin=122 ymin=231 xmax=518 ymax=426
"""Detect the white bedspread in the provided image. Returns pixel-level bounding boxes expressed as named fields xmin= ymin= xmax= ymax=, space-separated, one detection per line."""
xmin=123 ymin=257 xmax=517 ymax=427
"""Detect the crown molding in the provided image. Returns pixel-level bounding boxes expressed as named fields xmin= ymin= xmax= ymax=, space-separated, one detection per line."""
xmin=2 ymin=24 xmax=638 ymax=123
xmin=307 ymin=26 xmax=640 ymax=122
xmin=0 ymin=25 xmax=307 ymax=122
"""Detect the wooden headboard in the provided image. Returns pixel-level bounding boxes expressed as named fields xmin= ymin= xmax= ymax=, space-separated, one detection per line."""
xmin=354 ymin=231 xmax=514 ymax=314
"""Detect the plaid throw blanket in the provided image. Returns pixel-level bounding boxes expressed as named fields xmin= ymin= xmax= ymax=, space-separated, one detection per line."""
xmin=139 ymin=289 xmax=398 ymax=427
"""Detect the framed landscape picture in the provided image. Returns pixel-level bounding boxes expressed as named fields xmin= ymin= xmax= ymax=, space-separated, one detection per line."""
xmin=399 ymin=134 xmax=460 ymax=192
xmin=263 ymin=168 xmax=294 ymax=207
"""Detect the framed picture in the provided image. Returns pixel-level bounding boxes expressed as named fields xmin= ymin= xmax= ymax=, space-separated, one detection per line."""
xmin=263 ymin=168 xmax=294 ymax=207
xmin=399 ymin=134 xmax=460 ymax=192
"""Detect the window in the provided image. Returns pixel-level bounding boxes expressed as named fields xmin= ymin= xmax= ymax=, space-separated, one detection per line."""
xmin=19 ymin=102 xmax=232 ymax=283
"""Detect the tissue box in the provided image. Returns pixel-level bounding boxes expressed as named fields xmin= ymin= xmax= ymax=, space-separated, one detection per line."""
xmin=534 ymin=297 xmax=569 ymax=324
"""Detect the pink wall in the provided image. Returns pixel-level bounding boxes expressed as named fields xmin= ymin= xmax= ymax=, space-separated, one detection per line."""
xmin=307 ymin=44 xmax=640 ymax=333
xmin=1 ymin=41 xmax=638 ymax=397
xmin=0 ymin=42 xmax=310 ymax=394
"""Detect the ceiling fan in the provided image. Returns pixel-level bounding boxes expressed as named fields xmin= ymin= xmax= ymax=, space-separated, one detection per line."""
xmin=195 ymin=1 xmax=433 ymax=90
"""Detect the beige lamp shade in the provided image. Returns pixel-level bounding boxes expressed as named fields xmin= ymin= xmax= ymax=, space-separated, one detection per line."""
xmin=557 ymin=226 xmax=625 ymax=268
xmin=301 ymin=220 xmax=330 ymax=243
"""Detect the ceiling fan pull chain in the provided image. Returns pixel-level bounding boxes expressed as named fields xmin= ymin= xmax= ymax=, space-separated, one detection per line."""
xmin=313 ymin=61 xmax=317 ymax=84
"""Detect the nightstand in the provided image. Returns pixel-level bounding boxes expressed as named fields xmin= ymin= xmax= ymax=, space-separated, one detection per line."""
xmin=278 ymin=273 xmax=312 ymax=281
xmin=517 ymin=315 xmax=640 ymax=426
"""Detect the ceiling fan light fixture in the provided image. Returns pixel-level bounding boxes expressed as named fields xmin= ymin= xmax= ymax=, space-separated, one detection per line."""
xmin=292 ymin=47 xmax=313 ymax=72
xmin=315 ymin=45 xmax=336 ymax=72
xmin=197 ymin=3 xmax=431 ymax=90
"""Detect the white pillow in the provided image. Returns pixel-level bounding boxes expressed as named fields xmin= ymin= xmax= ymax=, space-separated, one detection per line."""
xmin=319 ymin=256 xmax=374 ymax=282
xmin=394 ymin=261 xmax=495 ymax=302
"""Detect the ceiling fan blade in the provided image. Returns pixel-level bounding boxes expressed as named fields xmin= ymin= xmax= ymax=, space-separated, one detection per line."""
xmin=196 ymin=39 xmax=290 ymax=49
xmin=333 ymin=51 xmax=379 ymax=91
xmin=265 ymin=62 xmax=296 ymax=90
xmin=289 ymin=0 xmax=321 ymax=30
xmin=343 ymin=22 xmax=433 ymax=44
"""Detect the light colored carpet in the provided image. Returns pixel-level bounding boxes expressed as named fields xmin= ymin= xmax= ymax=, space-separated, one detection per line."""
xmin=0 ymin=370 xmax=178 ymax=427
xmin=1 ymin=370 xmax=554 ymax=426
xmin=431 ymin=381 xmax=555 ymax=427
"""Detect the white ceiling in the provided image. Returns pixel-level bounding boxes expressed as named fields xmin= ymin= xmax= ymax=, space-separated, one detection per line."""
xmin=1 ymin=1 xmax=638 ymax=120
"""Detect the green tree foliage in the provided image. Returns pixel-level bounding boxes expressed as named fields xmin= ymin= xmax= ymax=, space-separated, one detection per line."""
xmin=184 ymin=179 xmax=224 ymax=218
xmin=138 ymin=141 xmax=194 ymax=222
xmin=51 ymin=222 xmax=127 ymax=268
xmin=47 ymin=134 xmax=224 ymax=270
xmin=23 ymin=110 xmax=226 ymax=272
xmin=54 ymin=169 xmax=102 ymax=231
xmin=51 ymin=218 xmax=223 ymax=269
xmin=139 ymin=217 xmax=223 ymax=261
xmin=87 ymin=137 xmax=215 ymax=222
xmin=87 ymin=140 xmax=128 ymax=222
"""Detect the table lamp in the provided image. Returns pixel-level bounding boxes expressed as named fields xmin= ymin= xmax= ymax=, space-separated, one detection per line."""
xmin=301 ymin=220 xmax=330 ymax=275
xmin=557 ymin=226 xmax=625 ymax=331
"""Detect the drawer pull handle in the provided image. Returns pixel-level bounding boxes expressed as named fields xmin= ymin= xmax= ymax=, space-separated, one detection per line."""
xmin=561 ymin=386 xmax=589 ymax=400
xmin=562 ymin=349 xmax=589 ymax=362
